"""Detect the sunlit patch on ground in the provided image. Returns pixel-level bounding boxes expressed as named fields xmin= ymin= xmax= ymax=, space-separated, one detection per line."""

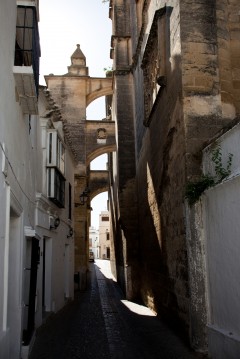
xmin=95 ymin=259 xmax=117 ymax=281
xmin=120 ymin=300 xmax=156 ymax=316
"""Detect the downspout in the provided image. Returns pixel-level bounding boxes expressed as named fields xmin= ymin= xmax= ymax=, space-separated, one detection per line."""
xmin=3 ymin=183 xmax=10 ymax=331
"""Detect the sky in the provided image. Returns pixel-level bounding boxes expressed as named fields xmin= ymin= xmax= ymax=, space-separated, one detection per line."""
xmin=39 ymin=0 xmax=111 ymax=228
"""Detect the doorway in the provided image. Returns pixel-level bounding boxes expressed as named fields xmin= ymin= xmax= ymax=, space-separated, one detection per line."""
xmin=64 ymin=244 xmax=70 ymax=299
xmin=42 ymin=237 xmax=52 ymax=314
xmin=22 ymin=237 xmax=40 ymax=345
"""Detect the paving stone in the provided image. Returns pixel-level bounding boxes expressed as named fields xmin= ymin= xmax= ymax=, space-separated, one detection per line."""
xmin=29 ymin=260 xmax=206 ymax=359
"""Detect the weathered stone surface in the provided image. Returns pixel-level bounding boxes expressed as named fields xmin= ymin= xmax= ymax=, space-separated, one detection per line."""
xmin=44 ymin=46 xmax=115 ymax=289
xmin=109 ymin=0 xmax=240 ymax=354
xmin=89 ymin=170 xmax=109 ymax=198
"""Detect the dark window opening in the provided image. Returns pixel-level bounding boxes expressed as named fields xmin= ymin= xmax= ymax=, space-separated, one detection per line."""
xmin=47 ymin=168 xmax=65 ymax=208
xmin=28 ymin=115 xmax=31 ymax=134
xmin=14 ymin=6 xmax=40 ymax=96
xmin=48 ymin=133 xmax=52 ymax=164
xmin=68 ymin=183 xmax=72 ymax=220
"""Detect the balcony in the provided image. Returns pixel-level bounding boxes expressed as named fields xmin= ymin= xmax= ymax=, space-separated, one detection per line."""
xmin=13 ymin=5 xmax=40 ymax=115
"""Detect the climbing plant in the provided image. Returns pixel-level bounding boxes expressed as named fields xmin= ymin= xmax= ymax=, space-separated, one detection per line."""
xmin=185 ymin=145 xmax=233 ymax=206
xmin=185 ymin=174 xmax=215 ymax=206
xmin=103 ymin=67 xmax=113 ymax=77
xmin=211 ymin=145 xmax=233 ymax=183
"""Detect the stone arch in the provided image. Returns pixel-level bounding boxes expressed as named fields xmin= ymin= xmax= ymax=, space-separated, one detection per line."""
xmin=86 ymin=87 xmax=113 ymax=107
xmin=86 ymin=98 xmax=106 ymax=121
xmin=89 ymin=170 xmax=109 ymax=201
xmin=87 ymin=145 xmax=116 ymax=166
xmin=90 ymin=187 xmax=109 ymax=202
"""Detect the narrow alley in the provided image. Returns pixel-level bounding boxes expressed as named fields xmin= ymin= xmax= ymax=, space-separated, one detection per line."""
xmin=29 ymin=260 xmax=204 ymax=359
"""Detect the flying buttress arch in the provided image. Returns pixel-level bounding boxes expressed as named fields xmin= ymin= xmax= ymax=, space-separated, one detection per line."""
xmin=87 ymin=144 xmax=116 ymax=166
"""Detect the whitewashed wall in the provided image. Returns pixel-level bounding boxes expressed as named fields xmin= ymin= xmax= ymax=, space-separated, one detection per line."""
xmin=89 ymin=226 xmax=99 ymax=259
xmin=203 ymin=122 xmax=240 ymax=181
xmin=0 ymin=2 xmax=75 ymax=357
xmin=34 ymin=98 xmax=75 ymax=321
xmin=202 ymin=123 xmax=240 ymax=358
xmin=99 ymin=211 xmax=110 ymax=259
xmin=0 ymin=1 xmax=30 ymax=358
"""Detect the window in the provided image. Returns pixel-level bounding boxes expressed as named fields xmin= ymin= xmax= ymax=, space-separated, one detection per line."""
xmin=57 ymin=139 xmax=65 ymax=174
xmin=102 ymin=216 xmax=109 ymax=221
xmin=47 ymin=168 xmax=65 ymax=208
xmin=47 ymin=131 xmax=65 ymax=176
xmin=15 ymin=5 xmax=40 ymax=96
xmin=68 ymin=183 xmax=72 ymax=220
xmin=47 ymin=130 xmax=66 ymax=208
xmin=106 ymin=232 xmax=110 ymax=241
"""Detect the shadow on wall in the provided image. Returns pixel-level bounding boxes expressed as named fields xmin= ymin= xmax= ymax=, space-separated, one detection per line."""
xmin=137 ymin=51 xmax=189 ymax=340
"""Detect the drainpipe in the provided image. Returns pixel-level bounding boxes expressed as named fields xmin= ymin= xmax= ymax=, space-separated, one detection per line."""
xmin=3 ymin=183 xmax=10 ymax=330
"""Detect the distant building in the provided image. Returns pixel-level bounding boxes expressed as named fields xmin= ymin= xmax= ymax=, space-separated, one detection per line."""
xmin=45 ymin=44 xmax=114 ymax=291
xmin=99 ymin=211 xmax=110 ymax=260
xmin=89 ymin=226 xmax=99 ymax=259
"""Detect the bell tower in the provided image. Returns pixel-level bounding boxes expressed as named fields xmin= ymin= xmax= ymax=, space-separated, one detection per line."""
xmin=45 ymin=45 xmax=114 ymax=290
xmin=67 ymin=44 xmax=89 ymax=76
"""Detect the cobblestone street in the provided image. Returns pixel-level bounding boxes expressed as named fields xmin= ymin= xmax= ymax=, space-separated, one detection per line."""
xmin=29 ymin=260 xmax=205 ymax=359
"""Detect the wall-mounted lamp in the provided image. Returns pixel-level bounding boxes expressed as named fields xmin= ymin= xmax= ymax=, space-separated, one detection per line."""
xmin=50 ymin=216 xmax=60 ymax=230
xmin=79 ymin=187 xmax=90 ymax=205
xmin=67 ymin=226 xmax=74 ymax=238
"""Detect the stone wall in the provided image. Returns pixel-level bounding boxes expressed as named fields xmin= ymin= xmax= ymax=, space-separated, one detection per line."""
xmin=74 ymin=174 xmax=89 ymax=290
xmin=111 ymin=70 xmax=140 ymax=299
xmin=45 ymin=65 xmax=115 ymax=292
xmin=131 ymin=0 xmax=190 ymax=333
xmin=109 ymin=0 xmax=140 ymax=299
xmin=110 ymin=0 xmax=240 ymax=351
xmin=86 ymin=120 xmax=116 ymax=164
xmin=180 ymin=0 xmax=237 ymax=180
xmin=89 ymin=170 xmax=109 ymax=198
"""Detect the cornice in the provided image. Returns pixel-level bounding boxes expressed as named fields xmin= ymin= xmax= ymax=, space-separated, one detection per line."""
xmin=132 ymin=0 xmax=152 ymax=70
xmin=114 ymin=68 xmax=132 ymax=76
xmin=141 ymin=7 xmax=167 ymax=69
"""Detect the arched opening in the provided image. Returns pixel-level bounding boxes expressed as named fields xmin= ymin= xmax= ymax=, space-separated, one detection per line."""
xmin=89 ymin=191 xmax=109 ymax=261
xmin=90 ymin=154 xmax=108 ymax=170
xmin=90 ymin=192 xmax=108 ymax=229
xmin=86 ymin=97 xmax=106 ymax=121
xmin=89 ymin=154 xmax=109 ymax=228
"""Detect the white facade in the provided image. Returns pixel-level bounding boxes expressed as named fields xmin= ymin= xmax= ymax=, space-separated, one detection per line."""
xmin=35 ymin=88 xmax=76 ymax=315
xmin=89 ymin=226 xmax=99 ymax=259
xmin=0 ymin=2 xmax=75 ymax=358
xmin=202 ymin=124 xmax=240 ymax=358
xmin=99 ymin=211 xmax=111 ymax=259
xmin=189 ymin=123 xmax=240 ymax=358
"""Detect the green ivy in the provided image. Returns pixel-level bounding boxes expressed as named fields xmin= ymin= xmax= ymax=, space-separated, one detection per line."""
xmin=185 ymin=175 xmax=215 ymax=206
xmin=211 ymin=145 xmax=233 ymax=183
xmin=185 ymin=145 xmax=233 ymax=206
